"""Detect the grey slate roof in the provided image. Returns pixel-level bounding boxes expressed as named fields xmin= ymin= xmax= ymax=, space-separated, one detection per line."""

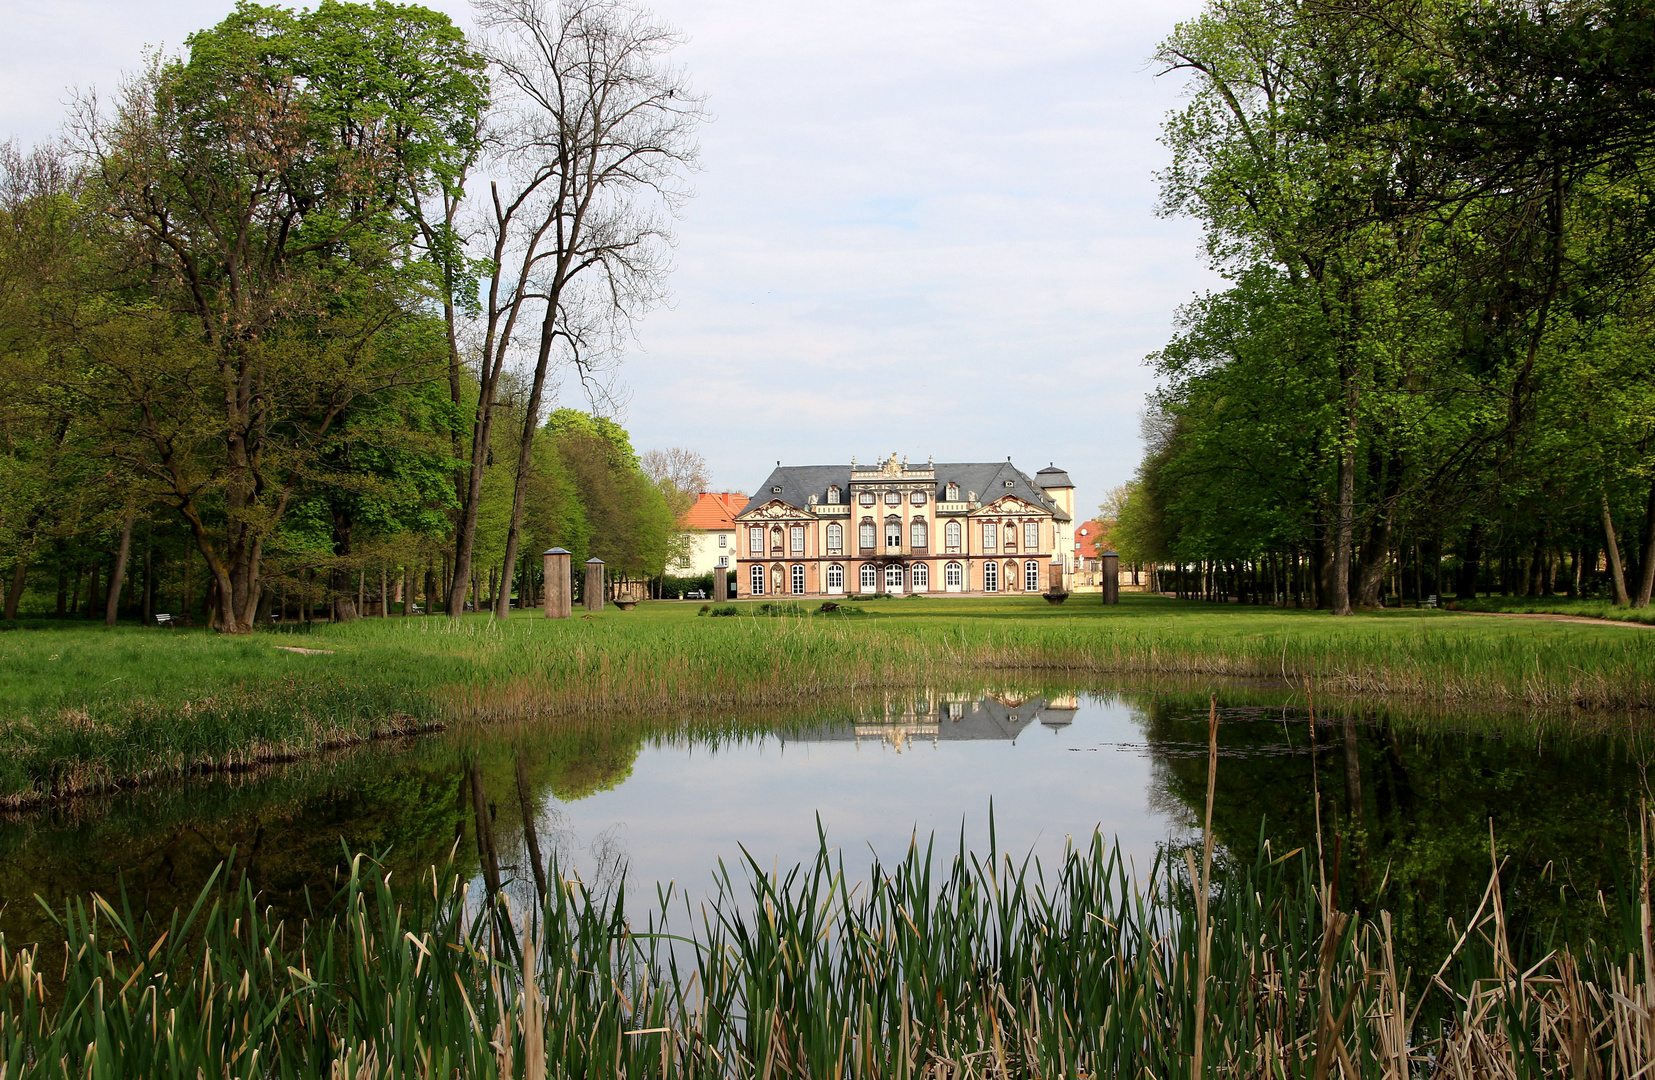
xmin=737 ymin=461 xmax=1072 ymax=521
xmin=1035 ymin=465 xmax=1074 ymax=489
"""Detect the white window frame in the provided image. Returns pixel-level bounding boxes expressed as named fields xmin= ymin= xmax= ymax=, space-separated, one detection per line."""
xmin=1025 ymin=560 xmax=1041 ymax=592
xmin=750 ymin=564 xmax=765 ymax=595
xmin=983 ymin=523 xmax=997 ymax=551
xmin=826 ymin=564 xmax=844 ymax=593
xmin=885 ymin=563 xmax=904 ymax=592
xmin=1024 ymin=522 xmax=1040 ymax=550
xmin=984 ymin=560 xmax=999 ymax=592
xmin=945 ymin=483 xmax=959 ymax=501
xmin=718 ymin=556 xmax=728 ymax=567
xmin=911 ymin=562 xmax=929 ymax=590
xmin=885 ymin=491 xmax=901 ymax=506
xmin=910 ymin=519 xmax=927 ymax=548
xmin=826 ymin=523 xmax=842 ymax=554
xmin=792 ymin=564 xmax=806 ymax=594
xmin=945 ymin=561 xmax=963 ymax=590
xmin=859 ymin=491 xmax=876 ymax=506
xmin=719 ymin=533 xmax=728 ymax=548
xmin=945 ymin=520 xmax=961 ymax=551
xmin=749 ymin=526 xmax=764 ymax=554
xmin=885 ymin=517 xmax=902 ymax=548
xmin=860 ymin=563 xmax=878 ymax=591
xmin=790 ymin=525 xmax=805 ymax=554
xmin=827 ymin=486 xmax=841 ymax=504
xmin=859 ymin=522 xmax=876 ymax=549
xmin=910 ymin=491 xmax=926 ymax=506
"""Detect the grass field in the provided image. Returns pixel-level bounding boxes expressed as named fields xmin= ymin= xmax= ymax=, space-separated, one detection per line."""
xmin=3 ymin=593 xmax=1654 ymax=807
xmin=1454 ymin=593 xmax=1655 ymax=624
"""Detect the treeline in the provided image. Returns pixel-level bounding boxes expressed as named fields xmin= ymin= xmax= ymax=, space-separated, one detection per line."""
xmin=0 ymin=0 xmax=705 ymax=629
xmin=1112 ymin=0 xmax=1655 ymax=612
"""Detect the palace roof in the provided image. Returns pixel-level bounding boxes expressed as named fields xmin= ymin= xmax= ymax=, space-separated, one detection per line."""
xmin=680 ymin=492 xmax=746 ymax=531
xmin=737 ymin=461 xmax=1072 ymax=521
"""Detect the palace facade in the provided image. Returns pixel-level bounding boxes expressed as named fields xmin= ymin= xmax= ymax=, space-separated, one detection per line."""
xmin=733 ymin=454 xmax=1075 ymax=598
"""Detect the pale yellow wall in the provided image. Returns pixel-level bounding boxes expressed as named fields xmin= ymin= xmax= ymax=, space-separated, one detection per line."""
xmin=678 ymin=529 xmax=735 ymax=576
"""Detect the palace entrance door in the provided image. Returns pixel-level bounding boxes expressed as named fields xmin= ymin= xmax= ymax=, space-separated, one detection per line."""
xmin=884 ymin=563 xmax=904 ymax=594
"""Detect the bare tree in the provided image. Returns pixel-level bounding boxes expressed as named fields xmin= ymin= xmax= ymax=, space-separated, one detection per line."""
xmin=641 ymin=446 xmax=708 ymax=516
xmin=442 ymin=0 xmax=703 ymax=619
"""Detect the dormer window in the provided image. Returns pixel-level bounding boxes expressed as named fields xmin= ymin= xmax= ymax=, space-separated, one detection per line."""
xmin=945 ymin=482 xmax=959 ymax=501
xmin=827 ymin=485 xmax=841 ymax=504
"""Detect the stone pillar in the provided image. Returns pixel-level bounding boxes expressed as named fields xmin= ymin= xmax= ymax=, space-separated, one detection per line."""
xmin=584 ymin=557 xmax=605 ymax=612
xmin=713 ymin=565 xmax=729 ymax=601
xmin=1101 ymin=551 xmax=1120 ymax=604
xmin=542 ymin=547 xmax=572 ymax=619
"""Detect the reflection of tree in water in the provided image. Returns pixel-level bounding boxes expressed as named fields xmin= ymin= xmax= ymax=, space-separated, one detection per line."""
xmin=0 ymin=721 xmax=651 ymax=948
xmin=1136 ymin=695 xmax=1648 ymax=972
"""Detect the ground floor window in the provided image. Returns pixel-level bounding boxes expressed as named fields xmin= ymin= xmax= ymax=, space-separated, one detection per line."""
xmin=750 ymin=565 xmax=765 ymax=595
xmin=885 ymin=563 xmax=904 ymax=591
xmin=1025 ymin=560 xmax=1042 ymax=592
xmin=860 ymin=563 xmax=878 ymax=591
xmin=792 ymin=564 xmax=806 ymax=594
xmin=826 ymin=564 xmax=844 ymax=592
xmin=911 ymin=562 xmax=930 ymax=589
xmin=945 ymin=561 xmax=963 ymax=589
xmin=984 ymin=561 xmax=998 ymax=592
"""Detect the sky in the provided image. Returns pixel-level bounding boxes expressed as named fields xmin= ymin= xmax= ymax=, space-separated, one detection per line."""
xmin=1 ymin=0 xmax=1222 ymax=521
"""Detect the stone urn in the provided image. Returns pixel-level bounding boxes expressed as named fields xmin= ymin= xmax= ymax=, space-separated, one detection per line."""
xmin=1042 ymin=591 xmax=1069 ymax=606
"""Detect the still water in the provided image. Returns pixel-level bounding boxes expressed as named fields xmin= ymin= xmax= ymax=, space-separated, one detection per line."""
xmin=1 ymin=685 xmax=1646 ymax=965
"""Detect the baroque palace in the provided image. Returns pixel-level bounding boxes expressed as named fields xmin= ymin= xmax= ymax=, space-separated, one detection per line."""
xmin=734 ymin=453 xmax=1075 ymax=597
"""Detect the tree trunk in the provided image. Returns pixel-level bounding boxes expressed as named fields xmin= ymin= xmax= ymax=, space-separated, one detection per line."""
xmin=1456 ymin=526 xmax=1481 ymax=600
xmin=1633 ymin=476 xmax=1655 ymax=609
xmin=1602 ymin=491 xmax=1630 ymax=606
xmin=105 ymin=509 xmax=137 ymax=626
xmin=515 ymin=752 xmax=548 ymax=904
xmin=1354 ymin=513 xmax=1393 ymax=608
xmin=470 ymin=760 xmax=502 ymax=898
xmin=4 ymin=557 xmax=27 ymax=622
xmin=85 ymin=563 xmax=101 ymax=621
xmin=56 ymin=565 xmax=68 ymax=618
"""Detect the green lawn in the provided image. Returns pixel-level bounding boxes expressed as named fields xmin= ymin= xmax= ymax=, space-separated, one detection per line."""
xmin=3 ymin=593 xmax=1652 ymax=806
xmin=1451 ymin=593 xmax=1655 ymax=625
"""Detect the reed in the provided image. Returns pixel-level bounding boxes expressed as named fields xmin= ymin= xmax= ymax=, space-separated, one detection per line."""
xmin=3 ymin=802 xmax=1652 ymax=1078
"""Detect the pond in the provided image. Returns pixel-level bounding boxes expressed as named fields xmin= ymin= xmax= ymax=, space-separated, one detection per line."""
xmin=1 ymin=683 xmax=1646 ymax=974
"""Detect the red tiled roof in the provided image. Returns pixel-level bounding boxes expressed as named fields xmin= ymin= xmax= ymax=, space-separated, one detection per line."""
xmin=681 ymin=492 xmax=746 ymax=530
xmin=1074 ymin=519 xmax=1113 ymax=558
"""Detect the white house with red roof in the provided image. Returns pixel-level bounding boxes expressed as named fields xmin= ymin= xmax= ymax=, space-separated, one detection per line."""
xmin=676 ymin=492 xmax=747 ymax=576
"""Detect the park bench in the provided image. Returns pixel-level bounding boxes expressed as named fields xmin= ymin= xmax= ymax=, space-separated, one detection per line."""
xmin=155 ymin=613 xmax=172 ymax=625
xmin=1422 ymin=594 xmax=1438 ymax=609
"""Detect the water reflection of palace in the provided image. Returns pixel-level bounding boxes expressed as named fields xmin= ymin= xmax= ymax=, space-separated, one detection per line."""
xmin=782 ymin=692 xmax=1080 ymax=752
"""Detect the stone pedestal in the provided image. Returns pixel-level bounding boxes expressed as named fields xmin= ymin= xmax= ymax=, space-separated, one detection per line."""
xmin=1101 ymin=552 xmax=1120 ymax=604
xmin=584 ymin=557 xmax=605 ymax=613
xmin=542 ymin=547 xmax=572 ymax=619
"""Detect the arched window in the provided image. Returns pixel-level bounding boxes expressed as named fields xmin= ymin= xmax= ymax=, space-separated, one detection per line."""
xmin=885 ymin=516 xmax=902 ymax=548
xmin=859 ymin=490 xmax=876 ymax=506
xmin=826 ymin=564 xmax=844 ymax=593
xmin=983 ymin=560 xmax=999 ymax=592
xmin=859 ymin=521 xmax=876 ymax=549
xmin=945 ymin=520 xmax=962 ymax=551
xmin=1025 ymin=560 xmax=1042 ymax=592
xmin=983 ymin=523 xmax=998 ymax=551
xmin=749 ymin=526 xmax=764 ymax=554
xmin=885 ymin=491 xmax=901 ymax=506
xmin=885 ymin=564 xmax=904 ymax=591
xmin=750 ymin=564 xmax=766 ymax=595
xmin=945 ymin=482 xmax=959 ymax=501
xmin=944 ymin=561 xmax=963 ymax=589
xmin=912 ymin=562 xmax=930 ymax=589
xmin=910 ymin=491 xmax=927 ymax=506
xmin=860 ymin=563 xmax=878 ymax=591
xmin=1024 ymin=522 xmax=1040 ymax=550
xmin=826 ymin=523 xmax=843 ymax=553
xmin=792 ymin=564 xmax=806 ymax=594
xmin=910 ymin=519 xmax=927 ymax=548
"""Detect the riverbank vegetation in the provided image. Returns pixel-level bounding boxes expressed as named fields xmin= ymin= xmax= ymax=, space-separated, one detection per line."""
xmin=3 ymin=799 xmax=1651 ymax=1078
xmin=1111 ymin=0 xmax=1655 ymax=617
xmin=3 ymin=594 xmax=1654 ymax=808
